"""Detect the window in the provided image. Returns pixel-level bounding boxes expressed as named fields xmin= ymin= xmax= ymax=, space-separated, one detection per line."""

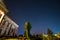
xmin=2 ymin=20 xmax=6 ymax=25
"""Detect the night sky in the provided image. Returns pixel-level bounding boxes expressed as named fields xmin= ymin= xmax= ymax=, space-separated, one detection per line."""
xmin=4 ymin=0 xmax=60 ymax=35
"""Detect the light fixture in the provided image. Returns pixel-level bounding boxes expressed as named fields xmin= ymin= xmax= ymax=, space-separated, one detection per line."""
xmin=0 ymin=10 xmax=5 ymax=23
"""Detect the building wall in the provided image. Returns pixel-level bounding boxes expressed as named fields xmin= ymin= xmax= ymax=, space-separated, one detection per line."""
xmin=0 ymin=15 xmax=19 ymax=36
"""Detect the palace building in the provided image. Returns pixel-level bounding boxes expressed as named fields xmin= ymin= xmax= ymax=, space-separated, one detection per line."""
xmin=0 ymin=0 xmax=19 ymax=36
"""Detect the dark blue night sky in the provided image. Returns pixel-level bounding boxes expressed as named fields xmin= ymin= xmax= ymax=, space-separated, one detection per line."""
xmin=5 ymin=0 xmax=60 ymax=35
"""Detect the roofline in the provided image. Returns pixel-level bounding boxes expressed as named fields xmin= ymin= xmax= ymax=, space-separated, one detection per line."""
xmin=4 ymin=15 xmax=19 ymax=27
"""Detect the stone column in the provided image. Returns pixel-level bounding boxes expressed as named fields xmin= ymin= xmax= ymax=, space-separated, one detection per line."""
xmin=0 ymin=19 xmax=4 ymax=35
xmin=9 ymin=24 xmax=13 ymax=36
xmin=0 ymin=19 xmax=4 ymax=26
xmin=1 ymin=21 xmax=8 ymax=35
xmin=0 ymin=19 xmax=4 ymax=30
xmin=5 ymin=23 xmax=11 ymax=35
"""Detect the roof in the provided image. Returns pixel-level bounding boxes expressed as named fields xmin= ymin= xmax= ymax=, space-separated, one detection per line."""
xmin=4 ymin=15 xmax=19 ymax=28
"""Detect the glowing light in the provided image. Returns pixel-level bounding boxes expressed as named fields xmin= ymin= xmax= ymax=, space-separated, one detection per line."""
xmin=0 ymin=10 xmax=5 ymax=23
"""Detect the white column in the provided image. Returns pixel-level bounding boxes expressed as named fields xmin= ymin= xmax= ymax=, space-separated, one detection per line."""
xmin=0 ymin=19 xmax=4 ymax=34
xmin=9 ymin=24 xmax=13 ymax=36
xmin=1 ymin=21 xmax=8 ymax=35
xmin=5 ymin=23 xmax=11 ymax=35
xmin=0 ymin=19 xmax=4 ymax=27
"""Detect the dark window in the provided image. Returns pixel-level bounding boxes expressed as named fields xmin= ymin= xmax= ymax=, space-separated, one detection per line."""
xmin=0 ymin=28 xmax=2 ymax=33
xmin=1 ymin=19 xmax=4 ymax=24
xmin=0 ymin=12 xmax=2 ymax=18
xmin=7 ymin=23 xmax=10 ymax=27
xmin=2 ymin=20 xmax=6 ymax=25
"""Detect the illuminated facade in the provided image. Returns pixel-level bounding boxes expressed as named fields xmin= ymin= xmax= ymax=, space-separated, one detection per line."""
xmin=0 ymin=0 xmax=19 ymax=36
xmin=0 ymin=0 xmax=8 ymax=23
xmin=0 ymin=15 xmax=19 ymax=36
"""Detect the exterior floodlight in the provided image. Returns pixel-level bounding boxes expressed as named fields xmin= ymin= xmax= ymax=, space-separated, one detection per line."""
xmin=0 ymin=10 xmax=5 ymax=23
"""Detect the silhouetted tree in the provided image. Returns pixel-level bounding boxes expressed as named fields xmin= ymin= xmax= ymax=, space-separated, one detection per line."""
xmin=47 ymin=28 xmax=54 ymax=40
xmin=47 ymin=28 xmax=53 ymax=35
xmin=24 ymin=21 xmax=32 ymax=38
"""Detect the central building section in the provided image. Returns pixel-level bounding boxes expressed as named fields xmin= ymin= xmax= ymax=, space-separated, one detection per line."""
xmin=0 ymin=0 xmax=19 ymax=36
